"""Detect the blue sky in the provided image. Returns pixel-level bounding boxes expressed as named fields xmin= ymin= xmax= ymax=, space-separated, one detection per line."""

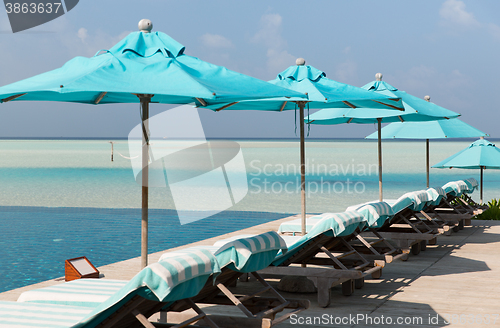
xmin=0 ymin=0 xmax=498 ymax=138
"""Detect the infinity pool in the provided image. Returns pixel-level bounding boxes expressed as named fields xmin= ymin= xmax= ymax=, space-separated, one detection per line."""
xmin=0 ymin=206 xmax=289 ymax=293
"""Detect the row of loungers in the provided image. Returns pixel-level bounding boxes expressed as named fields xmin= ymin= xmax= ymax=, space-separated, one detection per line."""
xmin=1 ymin=232 xmax=309 ymax=327
xmin=0 ymin=179 xmax=482 ymax=327
xmin=265 ymin=178 xmax=482 ymax=307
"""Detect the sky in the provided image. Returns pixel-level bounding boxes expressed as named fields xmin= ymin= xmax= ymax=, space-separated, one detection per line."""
xmin=0 ymin=0 xmax=499 ymax=139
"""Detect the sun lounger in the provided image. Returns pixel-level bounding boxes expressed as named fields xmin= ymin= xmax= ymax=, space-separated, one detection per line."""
xmin=425 ymin=180 xmax=477 ymax=230
xmin=370 ymin=192 xmax=441 ymax=255
xmin=160 ymin=232 xmax=309 ymax=327
xmin=441 ymin=180 xmax=478 ymax=215
xmin=344 ymin=200 xmax=428 ymax=259
xmin=12 ymin=248 xmax=222 ymax=328
xmin=260 ymin=211 xmax=390 ymax=307
xmin=462 ymin=178 xmax=488 ymax=212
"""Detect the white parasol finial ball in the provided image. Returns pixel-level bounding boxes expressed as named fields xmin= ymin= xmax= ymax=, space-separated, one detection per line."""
xmin=424 ymin=95 xmax=431 ymax=102
xmin=138 ymin=19 xmax=153 ymax=33
xmin=296 ymin=58 xmax=306 ymax=66
xmin=375 ymin=73 xmax=383 ymax=81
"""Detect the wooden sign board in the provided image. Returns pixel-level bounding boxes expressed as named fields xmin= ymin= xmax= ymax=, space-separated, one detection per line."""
xmin=65 ymin=256 xmax=99 ymax=281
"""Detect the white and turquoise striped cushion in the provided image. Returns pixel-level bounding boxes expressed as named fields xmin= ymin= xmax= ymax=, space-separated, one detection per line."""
xmin=463 ymin=178 xmax=479 ymax=194
xmin=386 ymin=197 xmax=413 ymax=214
xmin=138 ymin=247 xmax=220 ymax=300
xmin=443 ymin=180 xmax=468 ymax=196
xmin=354 ymin=202 xmax=394 ymax=228
xmin=272 ymin=211 xmax=367 ymax=266
xmin=78 ymin=248 xmax=219 ymax=327
xmin=426 ymin=187 xmax=446 ymax=206
xmin=17 ymin=279 xmax=127 ymax=307
xmin=211 ymin=232 xmax=287 ymax=273
xmin=278 ymin=215 xmax=326 ymax=234
xmin=318 ymin=211 xmax=367 ymax=237
xmin=0 ymin=301 xmax=92 ymax=327
xmin=404 ymin=190 xmax=431 ymax=211
xmin=7 ymin=249 xmax=220 ymax=328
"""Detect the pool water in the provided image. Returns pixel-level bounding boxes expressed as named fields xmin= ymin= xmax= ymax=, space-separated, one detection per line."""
xmin=0 ymin=206 xmax=289 ymax=293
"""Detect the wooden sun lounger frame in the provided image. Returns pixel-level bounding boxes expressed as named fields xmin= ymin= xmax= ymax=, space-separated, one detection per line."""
xmin=420 ymin=194 xmax=475 ymax=232
xmin=258 ymin=230 xmax=393 ymax=307
xmin=165 ymin=265 xmax=309 ymax=328
xmin=364 ymin=207 xmax=441 ymax=257
xmin=94 ymin=293 xmax=219 ymax=328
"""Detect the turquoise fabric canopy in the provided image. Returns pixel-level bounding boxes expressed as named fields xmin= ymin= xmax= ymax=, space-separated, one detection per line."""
xmin=433 ymin=139 xmax=500 ymax=169
xmin=0 ymin=31 xmax=306 ymax=105
xmin=433 ymin=139 xmax=500 ymax=203
xmin=205 ymin=64 xmax=404 ymax=111
xmin=364 ymin=119 xmax=487 ymax=188
xmin=305 ymin=75 xmax=461 ymax=201
xmin=305 ymin=80 xmax=459 ymax=125
xmin=365 ymin=119 xmax=487 ymax=140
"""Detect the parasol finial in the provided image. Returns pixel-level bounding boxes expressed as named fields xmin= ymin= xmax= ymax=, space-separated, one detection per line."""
xmin=296 ymin=58 xmax=306 ymax=66
xmin=375 ymin=73 xmax=383 ymax=81
xmin=424 ymin=95 xmax=431 ymax=102
xmin=138 ymin=19 xmax=153 ymax=33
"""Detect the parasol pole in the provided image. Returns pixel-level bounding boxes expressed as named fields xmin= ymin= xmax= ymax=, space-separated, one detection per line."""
xmin=480 ymin=166 xmax=484 ymax=204
xmin=377 ymin=118 xmax=383 ymax=201
xmin=298 ymin=101 xmax=307 ymax=235
xmin=424 ymin=96 xmax=431 ymax=188
xmin=426 ymin=139 xmax=430 ymax=188
xmin=139 ymin=95 xmax=152 ymax=268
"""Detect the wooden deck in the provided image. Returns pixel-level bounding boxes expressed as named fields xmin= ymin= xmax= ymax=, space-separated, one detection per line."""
xmin=1 ymin=217 xmax=499 ymax=328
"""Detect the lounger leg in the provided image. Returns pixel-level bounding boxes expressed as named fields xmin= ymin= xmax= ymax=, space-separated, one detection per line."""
xmin=355 ymin=278 xmax=364 ymax=289
xmin=420 ymin=240 xmax=427 ymax=251
xmin=458 ymin=219 xmax=465 ymax=230
xmin=341 ymin=279 xmax=354 ymax=296
xmin=371 ymin=268 xmax=382 ymax=279
xmin=428 ymin=237 xmax=437 ymax=245
xmin=315 ymin=277 xmax=332 ymax=308
xmin=411 ymin=242 xmax=421 ymax=255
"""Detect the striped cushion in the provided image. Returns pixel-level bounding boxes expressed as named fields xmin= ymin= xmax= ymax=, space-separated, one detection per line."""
xmin=463 ymin=178 xmax=479 ymax=194
xmin=386 ymin=198 xmax=411 ymax=214
xmin=272 ymin=211 xmax=367 ymax=266
xmin=426 ymin=187 xmax=446 ymax=206
xmin=354 ymin=202 xmax=394 ymax=228
xmin=18 ymin=279 xmax=127 ymax=307
xmin=403 ymin=190 xmax=431 ymax=211
xmin=76 ymin=248 xmax=221 ymax=327
xmin=443 ymin=180 xmax=468 ymax=196
xmin=143 ymin=248 xmax=220 ymax=300
xmin=0 ymin=301 xmax=92 ymax=327
xmin=278 ymin=215 xmax=327 ymax=234
xmin=211 ymin=232 xmax=287 ymax=272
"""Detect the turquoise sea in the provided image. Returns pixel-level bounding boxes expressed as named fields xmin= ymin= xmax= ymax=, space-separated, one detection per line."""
xmin=1 ymin=138 xmax=499 ymax=293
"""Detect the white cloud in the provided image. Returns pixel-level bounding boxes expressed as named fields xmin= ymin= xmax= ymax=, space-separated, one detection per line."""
xmin=335 ymin=59 xmax=357 ymax=82
xmin=201 ymin=33 xmax=233 ymax=48
xmin=439 ymin=0 xmax=480 ymax=27
xmin=77 ymin=27 xmax=88 ymax=43
xmin=488 ymin=23 xmax=500 ymax=41
xmin=446 ymin=69 xmax=469 ymax=89
xmin=252 ymin=13 xmax=295 ymax=74
xmin=403 ymin=65 xmax=436 ymax=91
